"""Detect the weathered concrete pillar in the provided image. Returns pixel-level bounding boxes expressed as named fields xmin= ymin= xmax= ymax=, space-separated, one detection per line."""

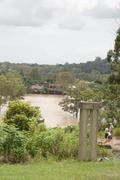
xmin=79 ymin=102 xmax=102 ymax=161
xmin=89 ymin=109 xmax=98 ymax=160
xmin=79 ymin=109 xmax=88 ymax=160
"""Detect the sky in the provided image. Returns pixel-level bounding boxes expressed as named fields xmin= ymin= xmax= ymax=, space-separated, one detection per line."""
xmin=0 ymin=0 xmax=120 ymax=64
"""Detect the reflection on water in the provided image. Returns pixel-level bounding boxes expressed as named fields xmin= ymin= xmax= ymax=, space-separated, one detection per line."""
xmin=24 ymin=94 xmax=78 ymax=128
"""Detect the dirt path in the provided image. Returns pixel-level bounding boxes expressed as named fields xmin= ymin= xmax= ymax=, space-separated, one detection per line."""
xmin=98 ymin=137 xmax=120 ymax=151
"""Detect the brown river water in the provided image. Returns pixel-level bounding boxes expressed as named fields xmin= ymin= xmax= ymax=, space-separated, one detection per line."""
xmin=24 ymin=94 xmax=78 ymax=128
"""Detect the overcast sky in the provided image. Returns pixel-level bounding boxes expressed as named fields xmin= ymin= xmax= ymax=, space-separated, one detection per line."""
xmin=0 ymin=0 xmax=120 ymax=64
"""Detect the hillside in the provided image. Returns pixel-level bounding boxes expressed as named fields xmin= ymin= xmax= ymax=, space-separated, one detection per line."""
xmin=0 ymin=57 xmax=111 ymax=90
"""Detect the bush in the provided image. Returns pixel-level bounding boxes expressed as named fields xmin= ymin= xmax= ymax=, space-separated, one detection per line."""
xmin=0 ymin=123 xmax=28 ymax=163
xmin=0 ymin=122 xmax=112 ymax=163
xmin=114 ymin=128 xmax=120 ymax=137
xmin=4 ymin=100 xmax=40 ymax=131
xmin=97 ymin=146 xmax=110 ymax=157
xmin=27 ymin=127 xmax=79 ymax=160
xmin=58 ymin=130 xmax=78 ymax=159
xmin=27 ymin=123 xmax=47 ymax=158
xmin=34 ymin=128 xmax=64 ymax=158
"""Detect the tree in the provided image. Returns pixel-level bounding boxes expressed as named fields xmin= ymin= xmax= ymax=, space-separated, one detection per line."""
xmin=56 ymin=72 xmax=73 ymax=89
xmin=0 ymin=72 xmax=25 ymax=104
xmin=107 ymin=27 xmax=120 ymax=123
xmin=59 ymin=80 xmax=103 ymax=117
xmin=4 ymin=100 xmax=40 ymax=131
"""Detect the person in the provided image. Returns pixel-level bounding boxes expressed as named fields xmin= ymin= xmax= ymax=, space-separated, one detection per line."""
xmin=104 ymin=125 xmax=113 ymax=143
xmin=108 ymin=123 xmax=114 ymax=135
xmin=104 ymin=127 xmax=109 ymax=139
xmin=107 ymin=131 xmax=112 ymax=140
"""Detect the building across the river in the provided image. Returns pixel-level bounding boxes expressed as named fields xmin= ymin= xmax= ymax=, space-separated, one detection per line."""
xmin=30 ymin=83 xmax=64 ymax=94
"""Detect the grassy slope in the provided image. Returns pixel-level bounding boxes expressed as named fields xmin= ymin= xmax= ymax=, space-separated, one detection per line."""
xmin=0 ymin=160 xmax=120 ymax=180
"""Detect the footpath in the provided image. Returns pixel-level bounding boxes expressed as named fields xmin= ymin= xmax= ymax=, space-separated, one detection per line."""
xmin=98 ymin=137 xmax=120 ymax=151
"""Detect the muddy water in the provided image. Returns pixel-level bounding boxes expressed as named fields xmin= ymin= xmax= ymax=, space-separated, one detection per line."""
xmin=24 ymin=94 xmax=78 ymax=128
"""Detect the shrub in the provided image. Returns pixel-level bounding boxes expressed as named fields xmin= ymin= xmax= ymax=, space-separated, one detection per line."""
xmin=27 ymin=127 xmax=79 ymax=160
xmin=0 ymin=123 xmax=28 ymax=163
xmin=27 ymin=123 xmax=47 ymax=158
xmin=35 ymin=128 xmax=64 ymax=158
xmin=97 ymin=147 xmax=109 ymax=157
xmin=114 ymin=128 xmax=120 ymax=137
xmin=58 ymin=130 xmax=79 ymax=159
xmin=97 ymin=146 xmax=113 ymax=158
xmin=4 ymin=100 xmax=40 ymax=131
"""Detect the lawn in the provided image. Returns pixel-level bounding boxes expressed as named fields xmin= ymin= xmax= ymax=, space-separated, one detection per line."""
xmin=0 ymin=160 xmax=120 ymax=180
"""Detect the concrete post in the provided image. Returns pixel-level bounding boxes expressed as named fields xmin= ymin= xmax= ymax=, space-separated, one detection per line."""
xmin=89 ymin=109 xmax=98 ymax=160
xmin=79 ymin=102 xmax=102 ymax=161
xmin=79 ymin=109 xmax=88 ymax=160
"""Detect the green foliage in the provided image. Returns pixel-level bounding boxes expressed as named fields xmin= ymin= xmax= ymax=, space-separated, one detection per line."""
xmin=56 ymin=72 xmax=73 ymax=88
xmin=0 ymin=72 xmax=25 ymax=100
xmin=59 ymin=80 xmax=103 ymax=116
xmin=70 ymin=81 xmax=94 ymax=100
xmin=0 ymin=58 xmax=110 ymax=92
xmin=4 ymin=100 xmax=40 ymax=131
xmin=97 ymin=147 xmax=112 ymax=157
xmin=27 ymin=127 xmax=79 ymax=160
xmin=107 ymin=28 xmax=120 ymax=63
xmin=0 ymin=123 xmax=28 ymax=163
xmin=27 ymin=123 xmax=47 ymax=158
xmin=32 ymin=128 xmax=65 ymax=158
xmin=0 ymin=72 xmax=25 ymax=108
xmin=58 ymin=128 xmax=79 ymax=159
xmin=106 ymin=27 xmax=120 ymax=124
xmin=114 ymin=128 xmax=120 ymax=137
xmin=0 ymin=122 xmax=112 ymax=163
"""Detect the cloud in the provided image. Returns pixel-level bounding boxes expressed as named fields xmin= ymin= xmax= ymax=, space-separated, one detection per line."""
xmin=57 ymin=16 xmax=85 ymax=31
xmin=0 ymin=0 xmax=87 ymax=30
xmin=0 ymin=0 xmax=119 ymax=30
xmin=0 ymin=0 xmax=55 ymax=27
xmin=51 ymin=0 xmax=95 ymax=30
xmin=85 ymin=1 xmax=120 ymax=19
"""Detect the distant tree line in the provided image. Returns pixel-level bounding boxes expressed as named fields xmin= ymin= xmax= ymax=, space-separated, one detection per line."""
xmin=0 ymin=57 xmax=111 ymax=93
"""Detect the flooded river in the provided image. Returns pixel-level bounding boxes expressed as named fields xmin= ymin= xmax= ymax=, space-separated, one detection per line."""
xmin=24 ymin=94 xmax=78 ymax=128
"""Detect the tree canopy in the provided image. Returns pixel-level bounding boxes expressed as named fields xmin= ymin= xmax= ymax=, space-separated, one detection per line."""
xmin=4 ymin=100 xmax=40 ymax=131
xmin=0 ymin=72 xmax=25 ymax=106
xmin=106 ymin=27 xmax=120 ymax=123
xmin=0 ymin=58 xmax=110 ymax=92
